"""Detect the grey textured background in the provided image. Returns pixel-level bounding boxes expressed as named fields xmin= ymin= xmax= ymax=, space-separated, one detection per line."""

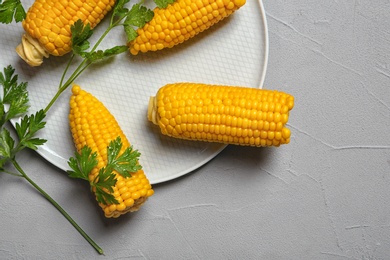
xmin=1 ymin=0 xmax=390 ymax=259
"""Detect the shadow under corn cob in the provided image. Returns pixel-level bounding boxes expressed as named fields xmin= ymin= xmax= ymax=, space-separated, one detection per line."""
xmin=128 ymin=0 xmax=246 ymax=55
xmin=16 ymin=0 xmax=116 ymax=66
xmin=69 ymin=85 xmax=154 ymax=218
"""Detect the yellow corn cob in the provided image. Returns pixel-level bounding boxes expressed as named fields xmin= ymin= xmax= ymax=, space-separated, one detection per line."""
xmin=69 ymin=85 xmax=154 ymax=218
xmin=148 ymin=83 xmax=294 ymax=147
xmin=16 ymin=0 xmax=116 ymax=66
xmin=128 ymin=0 xmax=246 ymax=55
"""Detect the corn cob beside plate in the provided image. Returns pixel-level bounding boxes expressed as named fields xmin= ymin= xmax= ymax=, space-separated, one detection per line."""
xmin=16 ymin=0 xmax=116 ymax=66
xmin=69 ymin=85 xmax=154 ymax=218
xmin=148 ymin=83 xmax=294 ymax=147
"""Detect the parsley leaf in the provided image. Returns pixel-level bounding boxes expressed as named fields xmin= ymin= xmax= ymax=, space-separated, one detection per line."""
xmin=125 ymin=3 xmax=154 ymax=28
xmin=106 ymin=137 xmax=142 ymax=178
xmin=0 ymin=66 xmax=47 ymax=165
xmin=112 ymin=0 xmax=131 ymax=21
xmin=85 ymin=45 xmax=128 ymax=63
xmin=123 ymin=3 xmax=154 ymax=42
xmin=0 ymin=0 xmax=26 ymax=24
xmin=0 ymin=65 xmax=18 ymax=92
xmin=67 ymin=146 xmax=98 ymax=181
xmin=67 ymin=146 xmax=118 ymax=204
xmin=153 ymin=0 xmax=175 ymax=9
xmin=0 ymin=128 xmax=14 ymax=163
xmin=93 ymin=167 xmax=118 ymax=205
xmin=71 ymin=20 xmax=93 ymax=56
xmin=15 ymin=110 xmax=47 ymax=151
xmin=0 ymin=65 xmax=29 ymax=124
xmin=5 ymin=87 xmax=28 ymax=121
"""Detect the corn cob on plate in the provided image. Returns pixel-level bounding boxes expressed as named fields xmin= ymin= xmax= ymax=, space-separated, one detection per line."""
xmin=3 ymin=0 xmax=269 ymax=184
xmin=16 ymin=0 xmax=117 ymax=66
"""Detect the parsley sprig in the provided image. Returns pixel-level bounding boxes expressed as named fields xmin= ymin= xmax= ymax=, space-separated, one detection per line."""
xmin=0 ymin=65 xmax=28 ymax=125
xmin=0 ymin=65 xmax=102 ymax=254
xmin=0 ymin=66 xmax=46 ymax=165
xmin=0 ymin=0 xmax=167 ymax=255
xmin=44 ymin=0 xmax=155 ymax=112
xmin=67 ymin=137 xmax=142 ymax=205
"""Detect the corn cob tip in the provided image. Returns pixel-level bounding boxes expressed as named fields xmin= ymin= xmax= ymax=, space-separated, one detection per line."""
xmin=234 ymin=0 xmax=246 ymax=7
xmin=71 ymin=84 xmax=81 ymax=95
xmin=16 ymin=34 xmax=49 ymax=67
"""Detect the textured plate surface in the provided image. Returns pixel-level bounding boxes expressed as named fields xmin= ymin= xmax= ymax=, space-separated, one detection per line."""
xmin=0 ymin=0 xmax=268 ymax=184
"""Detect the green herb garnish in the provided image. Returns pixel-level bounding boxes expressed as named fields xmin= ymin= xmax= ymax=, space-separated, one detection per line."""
xmin=0 ymin=0 xmax=26 ymax=24
xmin=154 ymin=0 xmax=176 ymax=8
xmin=0 ymin=0 xmax=163 ymax=255
xmin=0 ymin=65 xmax=102 ymax=254
xmin=67 ymin=137 xmax=141 ymax=205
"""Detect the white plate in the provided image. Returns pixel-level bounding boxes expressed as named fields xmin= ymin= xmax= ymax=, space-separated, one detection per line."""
xmin=1 ymin=0 xmax=268 ymax=184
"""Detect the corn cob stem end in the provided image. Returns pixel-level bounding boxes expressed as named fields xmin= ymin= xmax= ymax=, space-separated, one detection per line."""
xmin=147 ymin=96 xmax=159 ymax=125
xmin=16 ymin=34 xmax=49 ymax=67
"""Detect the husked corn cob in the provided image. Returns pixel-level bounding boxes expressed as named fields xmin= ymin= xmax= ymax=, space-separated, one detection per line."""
xmin=16 ymin=0 xmax=116 ymax=66
xmin=129 ymin=0 xmax=246 ymax=55
xmin=148 ymin=83 xmax=294 ymax=147
xmin=69 ymin=85 xmax=154 ymax=218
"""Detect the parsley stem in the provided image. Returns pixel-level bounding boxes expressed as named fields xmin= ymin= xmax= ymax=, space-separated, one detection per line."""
xmin=59 ymin=54 xmax=75 ymax=88
xmin=43 ymin=2 xmax=134 ymax=115
xmin=44 ymin=59 xmax=91 ymax=113
xmin=11 ymin=159 xmax=104 ymax=255
xmin=1 ymin=168 xmax=23 ymax=177
xmin=44 ymin=21 xmax=115 ymax=114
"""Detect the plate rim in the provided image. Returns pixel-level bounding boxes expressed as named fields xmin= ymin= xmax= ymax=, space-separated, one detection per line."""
xmin=15 ymin=0 xmax=269 ymax=185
